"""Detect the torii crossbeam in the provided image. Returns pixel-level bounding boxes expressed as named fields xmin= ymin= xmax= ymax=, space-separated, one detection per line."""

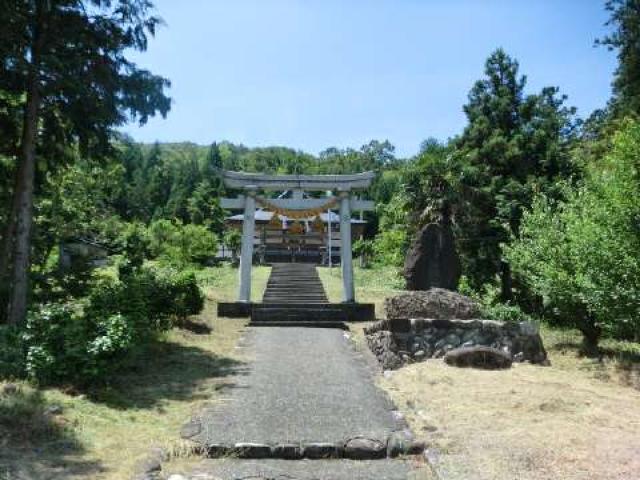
xmin=220 ymin=171 xmax=375 ymax=303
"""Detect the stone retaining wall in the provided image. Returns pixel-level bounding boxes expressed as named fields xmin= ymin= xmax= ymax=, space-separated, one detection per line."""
xmin=365 ymin=318 xmax=548 ymax=370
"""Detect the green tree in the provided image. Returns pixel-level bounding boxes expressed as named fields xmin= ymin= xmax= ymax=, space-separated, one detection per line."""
xmin=0 ymin=0 xmax=170 ymax=324
xmin=505 ymin=120 xmax=640 ymax=353
xmin=187 ymin=181 xmax=225 ymax=233
xmin=222 ymin=229 xmax=242 ymax=263
xmin=597 ymin=0 xmax=640 ymax=116
xmin=453 ymin=49 xmax=576 ymax=297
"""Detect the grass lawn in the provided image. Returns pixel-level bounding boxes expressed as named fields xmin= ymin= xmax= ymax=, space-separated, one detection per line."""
xmin=323 ymin=265 xmax=640 ymax=480
xmin=0 ymin=265 xmax=270 ymax=480
xmin=318 ymin=264 xmax=404 ymax=316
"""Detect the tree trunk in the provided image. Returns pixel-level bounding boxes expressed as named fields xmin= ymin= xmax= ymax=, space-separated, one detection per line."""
xmin=6 ymin=81 xmax=40 ymax=325
xmin=500 ymin=260 xmax=513 ymax=302
xmin=0 ymin=196 xmax=18 ymax=322
xmin=6 ymin=5 xmax=45 ymax=324
xmin=0 ymin=206 xmax=17 ymax=279
xmin=579 ymin=319 xmax=602 ymax=358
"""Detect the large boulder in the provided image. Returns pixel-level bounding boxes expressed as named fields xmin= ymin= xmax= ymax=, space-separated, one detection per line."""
xmin=384 ymin=288 xmax=480 ymax=320
xmin=404 ymin=222 xmax=461 ymax=291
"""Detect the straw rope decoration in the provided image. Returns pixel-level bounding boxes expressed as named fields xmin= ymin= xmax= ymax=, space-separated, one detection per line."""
xmin=312 ymin=215 xmax=325 ymax=232
xmin=255 ymin=196 xmax=338 ymax=220
xmin=289 ymin=221 xmax=304 ymax=235
xmin=268 ymin=213 xmax=281 ymax=227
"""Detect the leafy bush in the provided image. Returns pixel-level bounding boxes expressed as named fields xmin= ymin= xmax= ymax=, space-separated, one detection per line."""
xmin=0 ymin=326 xmax=26 ymax=379
xmin=222 ymin=228 xmax=242 ymax=262
xmin=371 ymin=192 xmax=410 ymax=267
xmin=458 ymin=278 xmax=533 ymax=324
xmin=147 ymin=219 xmax=217 ymax=267
xmin=23 ymin=303 xmax=134 ymax=384
xmin=6 ymin=265 xmax=204 ymax=386
xmin=86 ymin=266 xmax=204 ymax=337
xmin=372 ymin=229 xmax=408 ymax=267
xmin=505 ymin=120 xmax=640 ymax=352
xmin=480 ymin=302 xmax=533 ymax=324
xmin=151 ymin=267 xmax=204 ymax=322
xmin=86 ymin=268 xmax=171 ymax=338
xmin=116 ymin=222 xmax=150 ymax=273
xmin=353 ymin=239 xmax=374 ymax=268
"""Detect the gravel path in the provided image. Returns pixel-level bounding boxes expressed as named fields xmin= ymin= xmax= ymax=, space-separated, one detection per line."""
xmin=191 ymin=327 xmax=403 ymax=445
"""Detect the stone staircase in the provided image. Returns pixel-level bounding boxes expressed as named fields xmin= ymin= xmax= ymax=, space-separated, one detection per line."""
xmin=262 ymin=263 xmax=329 ymax=304
xmin=251 ymin=263 xmax=347 ymax=327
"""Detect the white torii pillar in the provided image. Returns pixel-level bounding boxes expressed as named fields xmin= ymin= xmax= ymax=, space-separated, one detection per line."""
xmin=339 ymin=190 xmax=355 ymax=302
xmin=238 ymin=187 xmax=256 ymax=302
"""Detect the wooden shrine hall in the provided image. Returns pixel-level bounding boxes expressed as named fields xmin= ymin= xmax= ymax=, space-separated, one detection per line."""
xmin=223 ymin=190 xmax=368 ymax=265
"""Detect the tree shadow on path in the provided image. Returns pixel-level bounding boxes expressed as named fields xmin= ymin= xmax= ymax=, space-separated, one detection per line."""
xmin=87 ymin=339 xmax=249 ymax=410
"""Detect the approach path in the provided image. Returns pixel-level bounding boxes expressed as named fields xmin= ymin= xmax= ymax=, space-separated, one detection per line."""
xmin=176 ymin=326 xmax=422 ymax=479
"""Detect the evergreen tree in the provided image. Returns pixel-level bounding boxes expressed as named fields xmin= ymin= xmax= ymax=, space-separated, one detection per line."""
xmin=203 ymin=142 xmax=225 ymax=194
xmin=453 ymin=49 xmax=576 ymax=296
xmin=597 ymin=0 xmax=640 ymax=116
xmin=0 ymin=0 xmax=170 ymax=324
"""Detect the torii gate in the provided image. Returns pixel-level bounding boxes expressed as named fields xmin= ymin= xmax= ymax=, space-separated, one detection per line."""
xmin=220 ymin=170 xmax=375 ymax=303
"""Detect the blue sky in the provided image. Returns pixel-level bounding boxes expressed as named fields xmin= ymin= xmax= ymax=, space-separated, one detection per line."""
xmin=123 ymin=0 xmax=616 ymax=158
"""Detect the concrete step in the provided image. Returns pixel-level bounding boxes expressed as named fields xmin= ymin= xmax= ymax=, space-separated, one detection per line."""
xmin=250 ymin=320 xmax=347 ymax=329
xmin=262 ymin=297 xmax=327 ymax=305
xmin=263 ymin=292 xmax=327 ymax=296
xmin=263 ymin=295 xmax=328 ymax=299
xmin=262 ymin=300 xmax=329 ymax=304
xmin=262 ymin=297 xmax=328 ymax=301
xmin=256 ymin=303 xmax=345 ymax=309
xmin=252 ymin=307 xmax=348 ymax=323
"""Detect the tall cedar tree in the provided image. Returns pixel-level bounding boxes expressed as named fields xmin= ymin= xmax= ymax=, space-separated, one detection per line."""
xmin=0 ymin=0 xmax=170 ymax=324
xmin=597 ymin=0 xmax=640 ymax=116
xmin=454 ymin=49 xmax=575 ymax=298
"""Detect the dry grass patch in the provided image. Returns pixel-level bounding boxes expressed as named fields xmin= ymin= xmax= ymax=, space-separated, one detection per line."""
xmin=0 ymin=265 xmax=268 ymax=480
xmin=379 ymin=355 xmax=640 ymax=480
xmin=341 ymin=267 xmax=640 ymax=480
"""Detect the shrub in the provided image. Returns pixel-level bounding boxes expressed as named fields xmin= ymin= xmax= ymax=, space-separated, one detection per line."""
xmin=148 ymin=267 xmax=204 ymax=322
xmin=23 ymin=303 xmax=134 ymax=384
xmin=222 ymin=228 xmax=242 ymax=262
xmin=480 ymin=302 xmax=533 ymax=324
xmin=353 ymin=239 xmax=375 ymax=268
xmin=116 ymin=222 xmax=150 ymax=273
xmin=372 ymin=229 xmax=408 ymax=267
xmin=147 ymin=220 xmax=217 ymax=267
xmin=459 ymin=279 xmax=533 ymax=324
xmin=0 ymin=326 xmax=26 ymax=379
xmin=15 ymin=265 xmax=204 ymax=386
xmin=163 ymin=269 xmax=204 ymax=321
xmin=371 ymin=192 xmax=411 ymax=267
